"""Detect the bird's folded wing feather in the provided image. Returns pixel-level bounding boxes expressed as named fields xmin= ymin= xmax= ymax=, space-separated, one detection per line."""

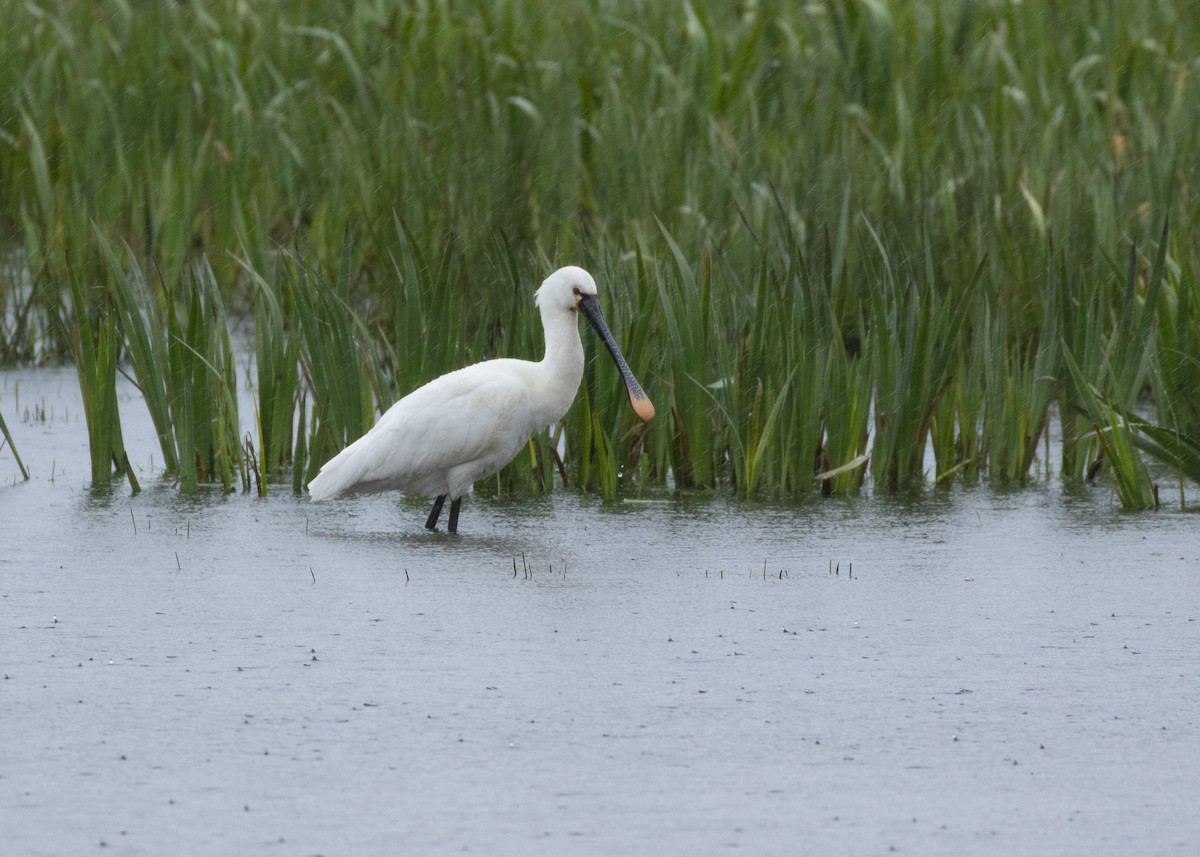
xmin=309 ymin=362 xmax=534 ymax=498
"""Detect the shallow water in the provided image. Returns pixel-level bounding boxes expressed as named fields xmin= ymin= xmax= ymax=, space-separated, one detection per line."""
xmin=3 ymin=366 xmax=1199 ymax=856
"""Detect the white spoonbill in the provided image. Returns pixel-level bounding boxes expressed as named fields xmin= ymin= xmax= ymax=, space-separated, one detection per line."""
xmin=306 ymin=266 xmax=654 ymax=532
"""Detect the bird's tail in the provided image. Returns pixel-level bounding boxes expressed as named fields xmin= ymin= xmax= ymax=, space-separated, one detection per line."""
xmin=306 ymin=441 xmax=365 ymax=502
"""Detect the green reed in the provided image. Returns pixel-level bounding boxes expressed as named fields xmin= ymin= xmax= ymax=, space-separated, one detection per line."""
xmin=63 ymin=252 xmax=138 ymax=492
xmin=0 ymin=399 xmax=28 ymax=481
xmin=1 ymin=1 xmax=1197 ymax=504
xmin=242 ymin=255 xmax=300 ymax=490
xmin=288 ymin=247 xmax=378 ymax=487
xmin=99 ymin=233 xmax=242 ymax=492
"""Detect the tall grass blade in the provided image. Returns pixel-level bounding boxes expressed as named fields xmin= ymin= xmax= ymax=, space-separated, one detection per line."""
xmin=1062 ymin=341 xmax=1158 ymax=510
xmin=0 ymin=408 xmax=29 ymax=481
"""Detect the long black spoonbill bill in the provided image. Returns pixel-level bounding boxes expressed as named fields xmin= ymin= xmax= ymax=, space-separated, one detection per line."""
xmin=306 ymin=266 xmax=654 ymax=532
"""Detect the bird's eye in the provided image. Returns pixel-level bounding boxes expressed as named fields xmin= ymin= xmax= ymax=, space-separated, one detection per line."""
xmin=572 ymin=287 xmax=581 ymax=296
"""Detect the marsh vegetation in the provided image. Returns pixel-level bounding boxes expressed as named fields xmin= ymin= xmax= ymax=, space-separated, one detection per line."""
xmin=1 ymin=0 xmax=1198 ymax=508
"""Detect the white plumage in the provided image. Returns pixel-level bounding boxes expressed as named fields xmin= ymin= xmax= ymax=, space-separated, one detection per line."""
xmin=307 ymin=266 xmax=653 ymax=532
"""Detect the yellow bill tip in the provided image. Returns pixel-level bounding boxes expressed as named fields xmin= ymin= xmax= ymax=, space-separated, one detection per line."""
xmin=630 ymin=392 xmax=655 ymax=422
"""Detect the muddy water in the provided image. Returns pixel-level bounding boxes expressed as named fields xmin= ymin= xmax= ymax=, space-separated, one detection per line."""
xmin=3 ymin=366 xmax=1199 ymax=856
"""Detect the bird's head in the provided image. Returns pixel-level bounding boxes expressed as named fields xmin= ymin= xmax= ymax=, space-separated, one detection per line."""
xmin=535 ymin=266 xmax=598 ymax=313
xmin=534 ymin=265 xmax=654 ymax=423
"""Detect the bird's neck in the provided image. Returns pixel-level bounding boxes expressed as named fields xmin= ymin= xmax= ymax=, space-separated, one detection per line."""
xmin=539 ymin=308 xmax=586 ymax=404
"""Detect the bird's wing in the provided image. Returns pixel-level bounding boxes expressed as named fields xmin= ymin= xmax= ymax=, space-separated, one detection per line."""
xmin=309 ymin=361 xmax=535 ymax=498
xmin=380 ymin=364 xmax=532 ymax=469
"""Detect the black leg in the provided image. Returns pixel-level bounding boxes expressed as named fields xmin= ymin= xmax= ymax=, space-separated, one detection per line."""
xmin=447 ymin=497 xmax=461 ymax=534
xmin=425 ymin=494 xmax=446 ymax=530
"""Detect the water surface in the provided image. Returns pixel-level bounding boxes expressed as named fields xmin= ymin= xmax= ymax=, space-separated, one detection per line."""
xmin=2 ymin=367 xmax=1198 ymax=856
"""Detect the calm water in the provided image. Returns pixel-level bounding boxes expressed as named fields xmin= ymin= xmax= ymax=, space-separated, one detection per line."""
xmin=3 ymin=366 xmax=1199 ymax=856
